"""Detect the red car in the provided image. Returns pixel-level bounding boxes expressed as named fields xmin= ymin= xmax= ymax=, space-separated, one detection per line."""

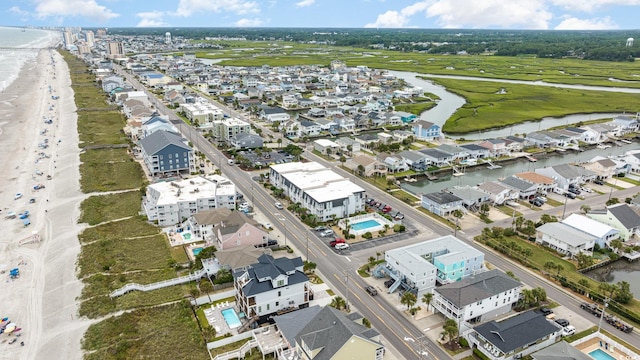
xmin=382 ymin=205 xmax=392 ymax=213
xmin=330 ymin=238 xmax=346 ymax=247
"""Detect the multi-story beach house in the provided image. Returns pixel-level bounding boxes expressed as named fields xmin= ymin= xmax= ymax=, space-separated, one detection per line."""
xmin=139 ymin=130 xmax=194 ymax=176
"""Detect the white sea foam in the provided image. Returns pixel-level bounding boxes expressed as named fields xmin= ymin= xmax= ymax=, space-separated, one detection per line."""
xmin=0 ymin=27 xmax=61 ymax=92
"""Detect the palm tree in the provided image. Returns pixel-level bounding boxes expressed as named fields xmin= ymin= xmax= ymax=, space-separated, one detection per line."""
xmin=422 ymin=293 xmax=433 ymax=311
xmin=581 ymin=204 xmax=591 ymax=214
xmin=443 ymin=318 xmax=458 ymax=345
xmin=330 ymin=296 xmax=347 ymax=311
xmin=401 ymin=292 xmax=417 ymax=310
xmin=515 ymin=216 xmax=525 ymax=230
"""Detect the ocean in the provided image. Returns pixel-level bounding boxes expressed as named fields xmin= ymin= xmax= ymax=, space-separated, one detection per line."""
xmin=0 ymin=26 xmax=61 ymax=92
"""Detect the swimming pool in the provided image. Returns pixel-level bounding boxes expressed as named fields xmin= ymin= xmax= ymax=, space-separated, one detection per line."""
xmin=589 ymin=349 xmax=616 ymax=360
xmin=192 ymin=247 xmax=203 ymax=256
xmin=183 ymin=233 xmax=192 ymax=240
xmin=351 ymin=219 xmax=382 ymax=231
xmin=221 ymin=308 xmax=241 ymax=329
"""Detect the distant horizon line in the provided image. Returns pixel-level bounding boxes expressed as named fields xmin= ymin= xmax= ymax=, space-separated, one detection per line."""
xmin=2 ymin=25 xmax=640 ymax=32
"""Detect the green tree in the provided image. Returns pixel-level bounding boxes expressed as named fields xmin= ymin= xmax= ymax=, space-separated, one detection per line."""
xmin=422 ymin=293 xmax=433 ymax=310
xmin=401 ymin=292 xmax=417 ymax=310
xmin=578 ymin=278 xmax=591 ymax=290
xmin=606 ymin=197 xmax=620 ymax=206
xmin=362 ymin=318 xmax=371 ymax=328
xmin=543 ymin=261 xmax=556 ymax=273
xmin=443 ymin=318 xmax=459 ymax=345
xmin=575 ymin=253 xmax=595 ymax=269
xmin=329 ymin=296 xmax=347 ymax=311
xmin=609 ymin=239 xmax=623 ymax=253
xmin=515 ymin=216 xmax=525 ymax=230
xmin=614 ymin=281 xmax=633 ymax=304
xmin=581 ymin=204 xmax=591 ymax=214
xmin=303 ymin=261 xmax=317 ymax=274
xmin=480 ymin=203 xmax=490 ymax=216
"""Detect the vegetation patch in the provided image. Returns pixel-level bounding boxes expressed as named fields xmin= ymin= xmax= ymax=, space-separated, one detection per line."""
xmin=82 ymin=301 xmax=208 ymax=360
xmin=77 ymin=111 xmax=128 ymax=146
xmin=433 ymin=78 xmax=638 ymax=133
xmin=79 ymin=190 xmax=142 ymax=225
xmin=79 ymin=148 xmax=146 ymax=192
xmin=394 ymin=101 xmax=436 ymax=115
xmin=78 ymin=216 xmax=160 ymax=244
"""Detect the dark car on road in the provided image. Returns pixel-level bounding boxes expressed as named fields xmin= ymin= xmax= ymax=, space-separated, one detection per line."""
xmin=365 ymin=286 xmax=378 ymax=296
xmin=540 ymin=307 xmax=553 ymax=316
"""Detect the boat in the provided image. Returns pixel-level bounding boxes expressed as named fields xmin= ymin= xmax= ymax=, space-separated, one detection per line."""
xmin=524 ymin=155 xmax=537 ymax=162
xmin=597 ymin=144 xmax=612 ymax=149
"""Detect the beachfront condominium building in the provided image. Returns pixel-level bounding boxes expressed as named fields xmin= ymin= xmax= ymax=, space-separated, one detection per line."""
xmin=269 ymin=161 xmax=366 ymax=221
xmin=139 ymin=130 xmax=194 ymax=176
xmin=378 ymin=235 xmax=485 ymax=297
xmin=107 ymin=41 xmax=124 ymax=58
xmin=143 ymin=175 xmax=236 ymax=226
xmin=85 ymin=30 xmax=95 ymax=47
xmin=233 ymin=254 xmax=311 ymax=323
xmin=180 ymin=102 xmax=225 ymax=128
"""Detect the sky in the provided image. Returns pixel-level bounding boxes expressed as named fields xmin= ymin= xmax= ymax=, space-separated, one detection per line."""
xmin=4 ymin=0 xmax=640 ymax=30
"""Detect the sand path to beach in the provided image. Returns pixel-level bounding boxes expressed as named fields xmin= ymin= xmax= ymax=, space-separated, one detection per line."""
xmin=0 ymin=49 xmax=91 ymax=359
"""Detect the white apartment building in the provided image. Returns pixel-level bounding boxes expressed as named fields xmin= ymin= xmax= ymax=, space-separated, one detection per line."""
xmin=180 ymin=102 xmax=225 ymax=127
xmin=432 ymin=269 xmax=522 ymax=328
xmin=143 ymin=175 xmax=236 ymax=226
xmin=269 ymin=162 xmax=366 ymax=221
xmin=212 ymin=117 xmax=251 ymax=142
xmin=379 ymin=235 xmax=485 ymax=297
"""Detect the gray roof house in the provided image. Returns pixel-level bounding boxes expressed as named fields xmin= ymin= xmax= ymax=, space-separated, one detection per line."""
xmin=460 ymin=143 xmax=491 ymax=159
xmin=469 ymin=310 xmax=561 ymax=360
xmin=398 ymin=150 xmax=427 ymax=171
xmin=477 ymin=181 xmax=518 ymax=205
xmin=419 ymin=148 xmax=455 ymax=167
xmin=432 ymin=269 xmax=522 ymax=325
xmin=438 ymin=144 xmax=469 ymax=160
xmin=274 ymin=306 xmax=384 ymax=359
xmin=139 ymin=130 xmax=194 ymax=176
xmin=421 ymin=191 xmax=464 ymax=217
xmin=229 ymin=133 xmax=264 ymax=150
xmin=532 ymin=341 xmax=593 ymax=360
xmin=535 ymin=164 xmax=596 ymax=190
xmin=587 ymin=203 xmax=640 ymax=241
xmin=446 ymin=186 xmax=491 ymax=211
xmin=233 ymin=254 xmax=311 ymax=321
xmin=498 ymin=176 xmax=537 ymax=199
xmin=535 ymin=222 xmax=597 ymax=258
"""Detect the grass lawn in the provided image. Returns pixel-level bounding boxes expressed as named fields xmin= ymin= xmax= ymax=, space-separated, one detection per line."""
xmin=78 ymin=234 xmax=172 ymax=277
xmin=77 ymin=111 xmax=129 ymax=146
xmin=394 ymin=101 xmax=437 ymax=115
xmin=170 ymin=246 xmax=190 ymax=264
xmin=82 ymin=301 xmax=208 ymax=360
xmin=545 ymin=198 xmax=564 ymax=207
xmin=78 ymin=216 xmax=160 ymax=244
xmin=79 ymin=148 xmax=146 ymax=192
xmin=430 ymin=78 xmax=639 ymax=133
xmin=618 ymin=177 xmax=640 ymax=186
xmin=495 ymin=205 xmax=522 ymax=218
xmin=79 ymin=190 xmax=143 ymax=225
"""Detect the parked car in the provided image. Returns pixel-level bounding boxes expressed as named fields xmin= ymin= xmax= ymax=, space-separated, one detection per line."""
xmin=263 ymin=223 xmax=273 ymax=230
xmin=365 ymin=286 xmax=378 ymax=296
xmin=540 ymin=307 xmax=553 ymax=316
xmin=382 ymin=205 xmax=392 ymax=213
xmin=320 ymin=229 xmax=334 ymax=237
xmin=274 ymin=202 xmax=284 ymax=210
xmin=564 ymin=192 xmax=576 ymax=199
xmin=562 ymin=325 xmax=576 ymax=336
xmin=14 ymin=193 xmax=23 ymax=200
xmin=384 ymin=279 xmax=395 ymax=288
xmin=392 ymin=211 xmax=404 ymax=220
xmin=555 ymin=318 xmax=570 ymax=327
xmin=568 ymin=188 xmax=581 ymax=195
xmin=530 ymin=199 xmax=543 ymax=207
xmin=593 ymin=179 xmax=605 ymax=185
xmin=581 ymin=187 xmax=593 ymax=193
xmin=335 ymin=243 xmax=349 ymax=250
xmin=314 ymin=226 xmax=328 ymax=232
xmin=255 ymin=240 xmax=278 ymax=248
xmin=330 ymin=238 xmax=346 ymax=247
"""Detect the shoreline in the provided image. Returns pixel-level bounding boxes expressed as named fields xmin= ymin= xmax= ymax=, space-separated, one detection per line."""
xmin=0 ymin=49 xmax=88 ymax=359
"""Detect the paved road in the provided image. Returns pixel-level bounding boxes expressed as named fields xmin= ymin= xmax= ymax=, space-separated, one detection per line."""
xmin=115 ymin=64 xmax=639 ymax=357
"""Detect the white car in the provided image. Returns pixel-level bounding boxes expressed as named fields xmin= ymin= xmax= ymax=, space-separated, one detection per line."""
xmin=581 ymin=187 xmax=593 ymax=193
xmin=14 ymin=193 xmax=23 ymax=200
xmin=335 ymin=243 xmax=349 ymax=250
xmin=274 ymin=202 xmax=284 ymax=210
xmin=263 ymin=223 xmax=273 ymax=230
xmin=562 ymin=325 xmax=576 ymax=336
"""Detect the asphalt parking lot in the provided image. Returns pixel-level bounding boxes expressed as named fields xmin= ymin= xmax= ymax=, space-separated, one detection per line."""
xmin=234 ymin=149 xmax=294 ymax=167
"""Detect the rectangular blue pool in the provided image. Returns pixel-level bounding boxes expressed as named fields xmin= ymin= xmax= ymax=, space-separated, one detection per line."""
xmin=589 ymin=349 xmax=616 ymax=360
xmin=351 ymin=219 xmax=382 ymax=231
xmin=221 ymin=308 xmax=241 ymax=329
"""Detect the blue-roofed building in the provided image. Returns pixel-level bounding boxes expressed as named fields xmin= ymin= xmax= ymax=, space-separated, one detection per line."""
xmin=233 ymin=254 xmax=311 ymax=322
xmin=139 ymin=130 xmax=194 ymax=176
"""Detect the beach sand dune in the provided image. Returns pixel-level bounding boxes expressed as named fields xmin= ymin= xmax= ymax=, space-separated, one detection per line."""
xmin=0 ymin=49 xmax=89 ymax=359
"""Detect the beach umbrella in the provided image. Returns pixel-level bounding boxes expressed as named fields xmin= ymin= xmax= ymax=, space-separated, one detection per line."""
xmin=5 ymin=325 xmax=15 ymax=334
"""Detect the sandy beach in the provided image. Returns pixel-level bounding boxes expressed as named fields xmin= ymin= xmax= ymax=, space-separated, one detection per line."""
xmin=0 ymin=49 xmax=89 ymax=358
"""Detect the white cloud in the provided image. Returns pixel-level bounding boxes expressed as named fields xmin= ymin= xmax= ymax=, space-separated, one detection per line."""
xmin=32 ymin=0 xmax=119 ymax=22
xmin=136 ymin=11 xmax=169 ymax=27
xmin=175 ymin=0 xmax=260 ymax=17
xmin=296 ymin=0 xmax=315 ymax=7
xmin=555 ymin=16 xmax=619 ymax=30
xmin=365 ymin=1 xmax=429 ymax=28
xmin=551 ymin=0 xmax=640 ymax=12
xmin=235 ymin=18 xmax=264 ymax=26
xmin=426 ymin=0 xmax=552 ymax=29
xmin=9 ymin=6 xmax=30 ymax=16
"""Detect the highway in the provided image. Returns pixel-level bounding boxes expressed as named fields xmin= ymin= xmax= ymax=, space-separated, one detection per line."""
xmin=114 ymin=64 xmax=639 ymax=358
